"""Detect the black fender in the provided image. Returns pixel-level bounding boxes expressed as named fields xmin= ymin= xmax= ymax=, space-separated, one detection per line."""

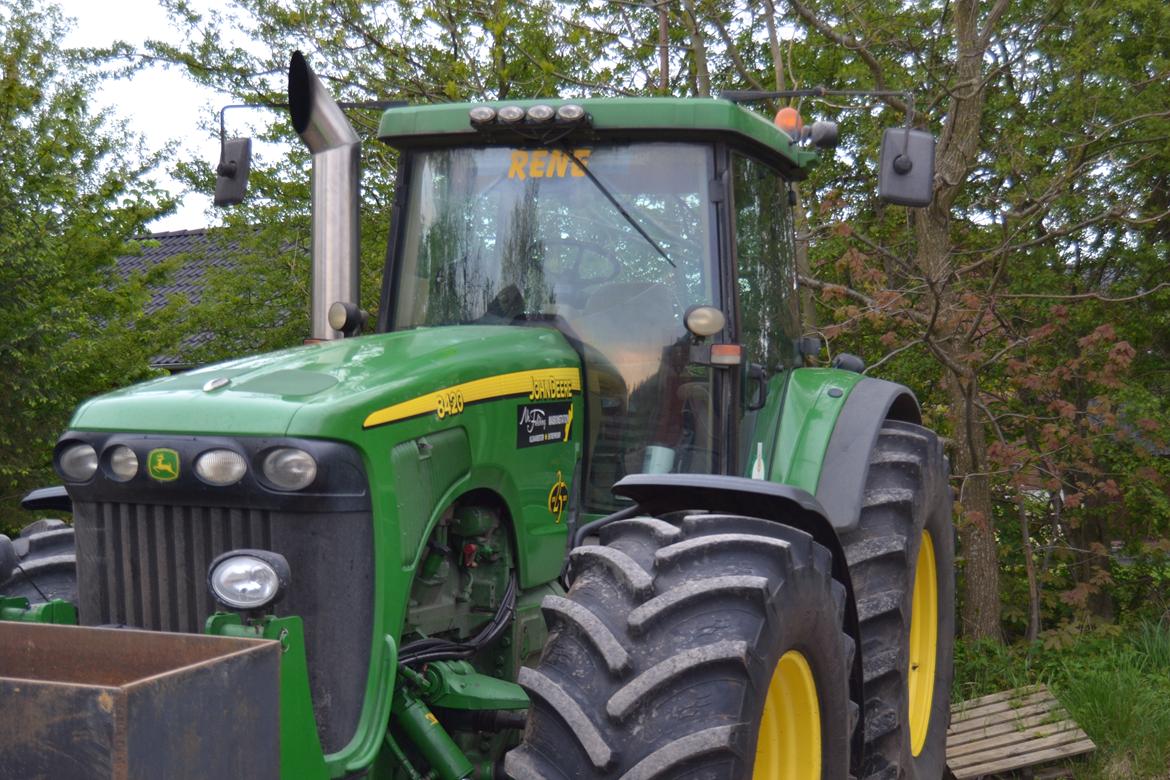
xmin=20 ymin=485 xmax=72 ymax=513
xmin=816 ymin=377 xmax=920 ymax=535
xmin=611 ymin=472 xmax=865 ymax=775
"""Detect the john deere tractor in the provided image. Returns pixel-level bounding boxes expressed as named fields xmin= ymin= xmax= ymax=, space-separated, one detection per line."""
xmin=0 ymin=52 xmax=952 ymax=779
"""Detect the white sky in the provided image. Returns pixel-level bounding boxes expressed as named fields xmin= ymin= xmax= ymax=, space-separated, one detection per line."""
xmin=56 ymin=0 xmax=233 ymax=231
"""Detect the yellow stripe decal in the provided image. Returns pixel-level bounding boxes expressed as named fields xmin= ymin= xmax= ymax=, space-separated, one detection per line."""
xmin=363 ymin=367 xmax=581 ymax=429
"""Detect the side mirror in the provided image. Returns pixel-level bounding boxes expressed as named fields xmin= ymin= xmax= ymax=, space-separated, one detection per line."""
xmin=746 ymin=363 xmax=767 ymax=411
xmin=878 ymin=127 xmax=935 ymax=207
xmin=213 ymin=137 xmax=252 ymax=207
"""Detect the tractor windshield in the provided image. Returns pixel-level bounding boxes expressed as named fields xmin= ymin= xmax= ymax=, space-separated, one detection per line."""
xmin=390 ymin=143 xmax=721 ymax=511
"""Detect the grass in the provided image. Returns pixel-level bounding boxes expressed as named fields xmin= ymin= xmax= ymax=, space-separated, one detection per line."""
xmin=953 ymin=619 xmax=1170 ymax=778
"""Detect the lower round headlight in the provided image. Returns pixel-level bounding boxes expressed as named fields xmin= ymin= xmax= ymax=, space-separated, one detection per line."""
xmin=261 ymin=448 xmax=317 ymax=490
xmin=59 ymin=443 xmax=98 ymax=482
xmin=195 ymin=449 xmax=247 ymax=486
xmin=208 ymin=550 xmax=290 ymax=611
xmin=108 ymin=445 xmax=139 ymax=481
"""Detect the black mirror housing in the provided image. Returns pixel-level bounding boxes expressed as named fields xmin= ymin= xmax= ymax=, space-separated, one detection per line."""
xmin=213 ymin=137 xmax=252 ymax=207
xmin=878 ymin=127 xmax=935 ymax=207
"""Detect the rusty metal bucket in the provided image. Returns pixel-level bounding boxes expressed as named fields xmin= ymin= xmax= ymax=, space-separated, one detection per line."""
xmin=0 ymin=622 xmax=280 ymax=779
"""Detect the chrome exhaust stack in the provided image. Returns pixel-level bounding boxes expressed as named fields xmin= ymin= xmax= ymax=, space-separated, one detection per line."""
xmin=288 ymin=51 xmax=360 ymax=340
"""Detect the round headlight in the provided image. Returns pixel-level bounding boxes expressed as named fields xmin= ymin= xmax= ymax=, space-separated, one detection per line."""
xmin=684 ymin=305 xmax=727 ymax=337
xmin=556 ymin=103 xmax=585 ymax=122
xmin=59 ymin=443 xmax=98 ymax=482
xmin=468 ymin=105 xmax=497 ymax=126
xmin=261 ymin=448 xmax=317 ymax=491
xmin=108 ymin=445 xmax=139 ymax=481
xmin=497 ymin=105 xmax=525 ymax=124
xmin=195 ymin=449 xmax=247 ymax=486
xmin=208 ymin=551 xmax=289 ymax=611
xmin=526 ymin=104 xmax=555 ymax=123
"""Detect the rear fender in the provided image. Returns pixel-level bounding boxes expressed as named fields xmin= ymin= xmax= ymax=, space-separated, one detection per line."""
xmin=815 ymin=377 xmax=920 ymax=534
xmin=754 ymin=369 xmax=920 ymax=534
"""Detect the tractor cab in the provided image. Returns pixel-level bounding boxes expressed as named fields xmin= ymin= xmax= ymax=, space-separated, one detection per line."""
xmin=377 ymin=99 xmax=811 ymax=511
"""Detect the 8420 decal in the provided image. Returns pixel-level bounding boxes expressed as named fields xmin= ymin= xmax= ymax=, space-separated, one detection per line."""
xmin=435 ymin=390 xmax=465 ymax=419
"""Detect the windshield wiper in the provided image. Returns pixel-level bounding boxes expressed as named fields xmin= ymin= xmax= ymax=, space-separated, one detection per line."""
xmin=563 ymin=147 xmax=676 ymax=268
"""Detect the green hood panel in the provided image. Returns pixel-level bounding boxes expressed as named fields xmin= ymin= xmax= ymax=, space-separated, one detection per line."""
xmin=70 ymin=326 xmax=582 ymax=438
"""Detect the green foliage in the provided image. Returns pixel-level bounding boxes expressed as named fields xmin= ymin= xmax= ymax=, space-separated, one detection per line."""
xmin=778 ymin=0 xmax=1170 ymax=635
xmin=955 ymin=620 xmax=1170 ymax=778
xmin=139 ymin=0 xmax=1169 ymax=636
xmin=0 ymin=0 xmax=175 ymax=533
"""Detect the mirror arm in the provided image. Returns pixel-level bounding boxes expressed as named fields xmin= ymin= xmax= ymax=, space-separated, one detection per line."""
xmin=720 ymin=86 xmax=914 ymax=124
xmin=216 ymin=98 xmax=409 ymax=169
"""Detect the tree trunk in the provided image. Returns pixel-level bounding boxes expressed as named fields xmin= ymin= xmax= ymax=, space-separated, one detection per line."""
xmin=657 ymin=1 xmax=669 ymax=96
xmin=1069 ymin=509 xmax=1116 ymax=622
xmin=948 ymin=373 xmax=1003 ymax=640
xmin=1017 ymin=491 xmax=1042 ymax=642
xmin=680 ymin=0 xmax=710 ymax=97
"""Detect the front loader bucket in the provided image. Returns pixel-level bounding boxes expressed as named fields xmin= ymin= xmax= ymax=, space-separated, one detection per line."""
xmin=0 ymin=622 xmax=280 ymax=780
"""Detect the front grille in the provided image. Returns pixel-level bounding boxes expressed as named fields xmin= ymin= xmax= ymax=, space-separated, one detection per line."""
xmin=72 ymin=500 xmax=374 ymax=755
xmin=76 ymin=503 xmax=271 ymax=631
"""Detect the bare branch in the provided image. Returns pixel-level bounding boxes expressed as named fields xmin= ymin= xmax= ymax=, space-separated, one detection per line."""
xmin=763 ymin=0 xmax=785 ymax=92
xmin=786 ymin=0 xmax=908 ymax=114
xmin=511 ymin=45 xmax=641 ymax=96
xmin=998 ymin=282 xmax=1170 ymax=303
xmin=864 ymin=338 xmax=924 ymax=374
xmin=976 ymin=0 xmax=1011 ymax=49
xmin=797 ymin=273 xmax=878 ymax=308
xmin=710 ymin=15 xmax=765 ymax=92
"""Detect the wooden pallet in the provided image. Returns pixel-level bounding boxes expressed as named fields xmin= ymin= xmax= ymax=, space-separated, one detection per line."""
xmin=946 ymin=684 xmax=1096 ymax=779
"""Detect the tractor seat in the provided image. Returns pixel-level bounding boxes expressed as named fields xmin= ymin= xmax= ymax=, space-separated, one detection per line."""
xmin=572 ymin=282 xmax=678 ymax=354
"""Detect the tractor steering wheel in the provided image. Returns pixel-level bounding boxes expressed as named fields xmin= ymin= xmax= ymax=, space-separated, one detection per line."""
xmin=543 ymin=238 xmax=622 ymax=293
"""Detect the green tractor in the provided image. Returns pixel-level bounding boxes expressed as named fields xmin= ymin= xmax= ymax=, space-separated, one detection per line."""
xmin=0 ymin=52 xmax=952 ymax=779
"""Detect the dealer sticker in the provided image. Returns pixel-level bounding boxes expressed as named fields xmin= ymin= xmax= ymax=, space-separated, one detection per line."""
xmin=517 ymin=402 xmax=573 ymax=448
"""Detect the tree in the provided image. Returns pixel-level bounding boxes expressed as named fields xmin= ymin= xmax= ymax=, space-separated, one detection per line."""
xmin=147 ymin=0 xmax=1170 ymax=639
xmin=775 ymin=0 xmax=1170 ymax=638
xmin=0 ymin=0 xmax=176 ymax=531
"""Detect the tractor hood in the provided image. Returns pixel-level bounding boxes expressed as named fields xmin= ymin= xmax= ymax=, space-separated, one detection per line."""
xmin=69 ymin=326 xmax=581 ymax=439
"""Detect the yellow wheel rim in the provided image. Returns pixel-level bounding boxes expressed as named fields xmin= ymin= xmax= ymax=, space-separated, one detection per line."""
xmin=908 ymin=530 xmax=938 ymax=756
xmin=754 ymin=649 xmax=821 ymax=779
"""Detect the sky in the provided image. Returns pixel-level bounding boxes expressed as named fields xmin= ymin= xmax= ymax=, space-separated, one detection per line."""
xmin=56 ymin=0 xmax=235 ymax=231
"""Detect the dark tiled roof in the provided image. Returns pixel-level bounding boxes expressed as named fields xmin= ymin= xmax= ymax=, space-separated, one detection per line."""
xmin=117 ymin=228 xmax=236 ymax=368
xmin=117 ymin=228 xmax=236 ymax=316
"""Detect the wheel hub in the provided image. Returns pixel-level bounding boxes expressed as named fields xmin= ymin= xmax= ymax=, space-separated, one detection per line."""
xmin=754 ymin=649 xmax=821 ymax=779
xmin=908 ymin=530 xmax=939 ymax=756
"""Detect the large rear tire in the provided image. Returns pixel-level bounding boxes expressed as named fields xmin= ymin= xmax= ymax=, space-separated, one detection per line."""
xmin=506 ymin=512 xmax=855 ymax=779
xmin=0 ymin=519 xmax=77 ymax=604
xmin=840 ymin=421 xmax=955 ymax=780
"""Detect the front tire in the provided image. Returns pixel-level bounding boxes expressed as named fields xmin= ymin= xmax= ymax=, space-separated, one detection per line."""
xmin=507 ymin=512 xmax=855 ymax=779
xmin=0 ymin=518 xmax=77 ymax=604
xmin=840 ymin=421 xmax=955 ymax=779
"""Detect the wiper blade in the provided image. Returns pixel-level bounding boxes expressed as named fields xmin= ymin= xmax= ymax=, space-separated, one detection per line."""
xmin=563 ymin=147 xmax=676 ymax=268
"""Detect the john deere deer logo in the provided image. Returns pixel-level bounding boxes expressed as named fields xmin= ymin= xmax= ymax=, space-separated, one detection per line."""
xmin=147 ymin=449 xmax=180 ymax=482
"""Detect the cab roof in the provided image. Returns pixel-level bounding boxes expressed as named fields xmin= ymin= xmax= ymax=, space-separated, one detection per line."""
xmin=377 ymin=97 xmax=819 ymax=178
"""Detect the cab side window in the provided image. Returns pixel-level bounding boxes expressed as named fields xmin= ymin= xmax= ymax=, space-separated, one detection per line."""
xmin=731 ymin=153 xmax=800 ymax=373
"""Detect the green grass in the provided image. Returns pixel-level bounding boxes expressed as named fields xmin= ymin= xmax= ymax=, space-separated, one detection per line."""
xmin=953 ymin=620 xmax=1170 ymax=778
